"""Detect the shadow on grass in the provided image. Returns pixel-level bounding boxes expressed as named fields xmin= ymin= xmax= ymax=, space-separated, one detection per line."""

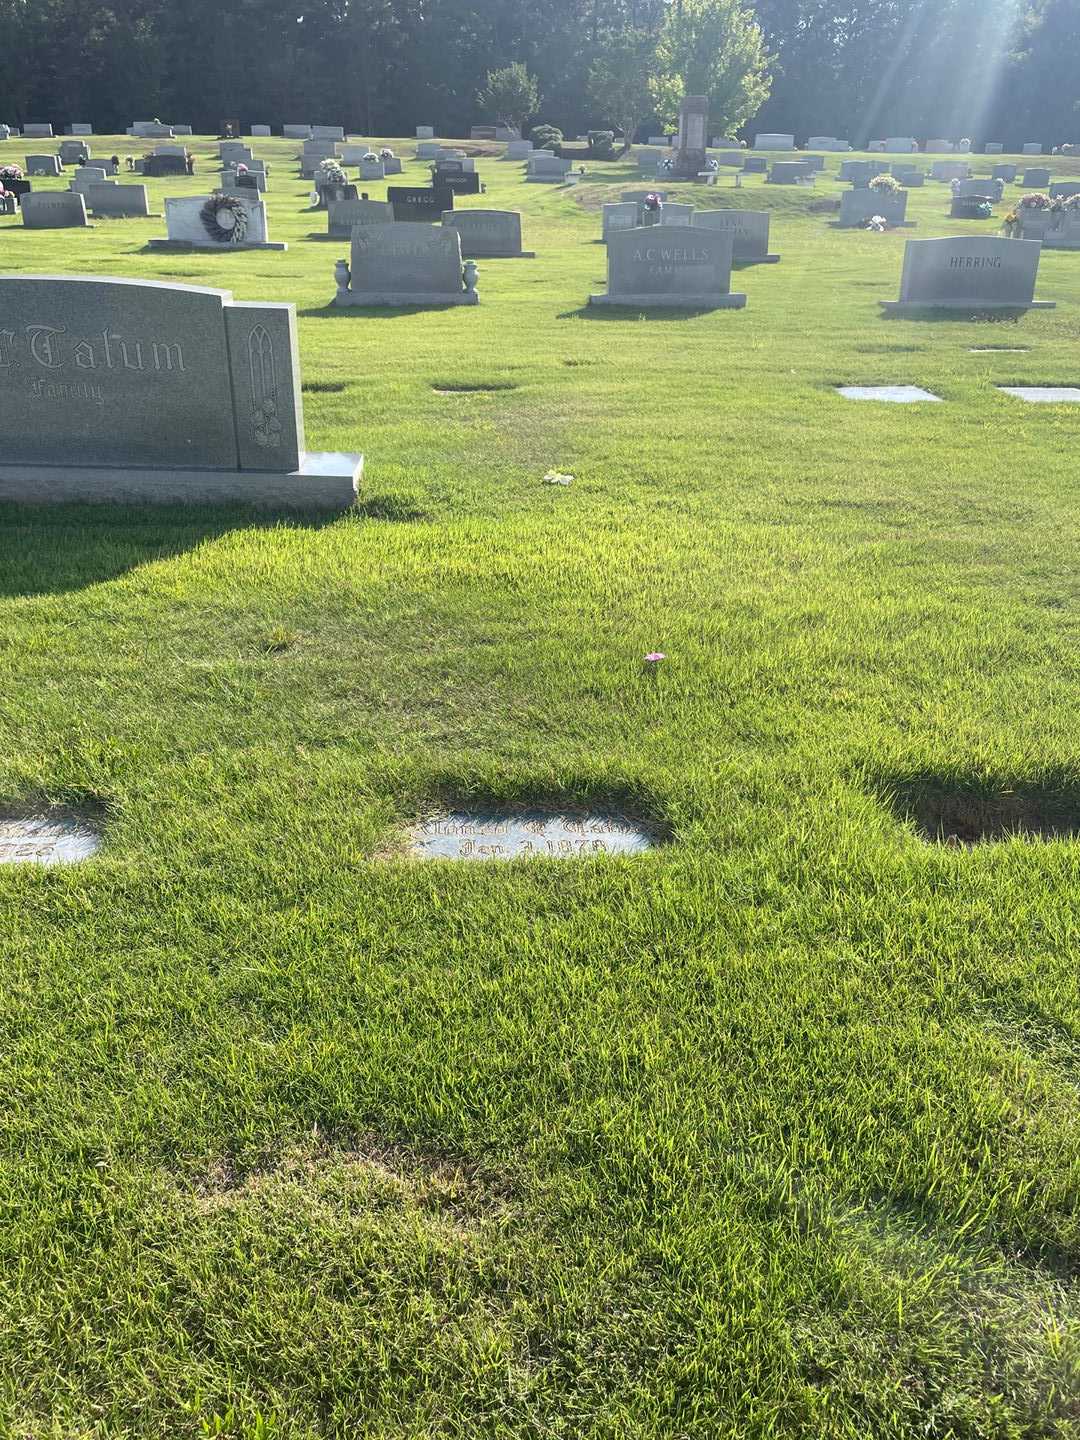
xmin=880 ymin=307 xmax=1031 ymax=324
xmin=876 ymin=766 xmax=1080 ymax=844
xmin=297 ymin=303 xmax=477 ymax=319
xmin=0 ymin=503 xmax=342 ymax=599
xmin=556 ymin=304 xmax=727 ymax=321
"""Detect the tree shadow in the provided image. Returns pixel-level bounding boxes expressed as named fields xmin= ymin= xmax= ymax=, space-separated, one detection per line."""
xmin=0 ymin=502 xmax=341 ymax=599
xmin=556 ymin=303 xmax=732 ymax=321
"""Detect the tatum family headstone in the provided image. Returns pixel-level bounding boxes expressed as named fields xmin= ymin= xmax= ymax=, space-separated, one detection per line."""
xmin=590 ymin=226 xmax=746 ymax=309
xmin=881 ymin=236 xmax=1054 ymax=312
xmin=0 ymin=275 xmax=362 ymax=506
xmin=333 ymin=222 xmax=478 ymax=306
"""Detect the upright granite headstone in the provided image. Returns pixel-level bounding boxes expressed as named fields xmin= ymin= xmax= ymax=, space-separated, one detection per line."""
xmin=416 ymin=126 xmax=435 ymax=139
xmin=20 ymin=192 xmax=89 ymax=228
xmin=985 ymin=142 xmax=1004 ymax=154
xmin=839 ymin=187 xmax=910 ymax=226
xmin=26 ymin=155 xmax=62 ymax=176
xmin=505 ymin=140 xmax=533 ymax=160
xmin=1022 ymin=168 xmax=1051 ymax=189
xmin=589 ymin=225 xmax=746 ymax=309
xmin=250 ymin=125 xmax=272 ymax=137
xmin=150 ymin=194 xmax=286 ymax=251
xmin=283 ymin=124 xmax=313 ymax=140
xmin=387 ymin=185 xmax=453 ymax=222
xmin=69 ymin=123 xmax=93 ymax=136
xmin=441 ymin=209 xmax=532 ymax=257
xmin=1022 ymin=143 xmax=1043 ymax=155
xmin=602 ymin=201 xmax=639 ymax=241
xmin=88 ymin=183 xmax=151 ymax=218
xmin=0 ymin=275 xmax=361 ymax=507
xmin=669 ymin=94 xmax=709 ymax=179
xmin=881 ymin=236 xmax=1054 ymax=312
xmin=69 ymin=166 xmax=108 ymax=195
xmin=690 ymin=209 xmax=779 ymax=262
xmin=526 ymin=152 xmax=571 ymax=182
xmin=23 ymin=123 xmax=54 ymax=139
xmin=992 ymin=165 xmax=1017 ymax=183
xmin=754 ymin=133 xmax=795 ymax=150
xmin=312 ymin=125 xmax=346 ymax=141
xmin=767 ymin=161 xmax=813 ymax=184
xmin=327 ymin=196 xmax=394 ymax=237
xmin=58 ymin=139 xmax=90 ymax=166
xmin=333 ymin=222 xmax=478 ymax=306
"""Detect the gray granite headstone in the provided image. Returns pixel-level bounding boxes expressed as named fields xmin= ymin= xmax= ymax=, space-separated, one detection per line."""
xmin=690 ymin=209 xmax=778 ymax=262
xmin=839 ymin=187 xmax=909 ymax=226
xmin=1022 ymin=168 xmax=1051 ymax=189
xmin=69 ymin=165 xmax=108 ymax=194
xmin=1048 ymin=182 xmax=1080 ymax=198
xmin=526 ymin=153 xmax=571 ymax=182
xmin=0 ymin=275 xmax=360 ymax=507
xmin=312 ymin=125 xmax=345 ymax=141
xmin=440 ymin=208 xmax=531 ymax=256
xmin=590 ymin=225 xmax=746 ymax=309
xmin=88 ymin=183 xmax=151 ymax=217
xmin=250 ymin=125 xmax=272 ymax=137
xmin=985 ymin=142 xmax=1003 ymax=154
xmin=416 ymin=126 xmax=435 ymax=139
xmin=335 ymin=221 xmax=476 ymax=305
xmin=327 ymin=196 xmax=394 ymax=236
xmin=152 ymin=194 xmax=285 ymax=250
xmin=882 ymin=236 xmax=1053 ymax=311
xmin=26 ymin=154 xmax=62 ymax=176
xmin=754 ymin=133 xmax=795 ymax=150
xmin=1022 ymin=143 xmax=1043 ymax=155
xmin=20 ymin=191 xmax=89 ymax=228
xmin=603 ymin=201 xmax=639 ymax=241
xmin=58 ymin=139 xmax=90 ymax=166
xmin=992 ymin=165 xmax=1017 ymax=182
xmin=23 ymin=123 xmax=54 ymax=138
xmin=767 ymin=161 xmax=813 ymax=184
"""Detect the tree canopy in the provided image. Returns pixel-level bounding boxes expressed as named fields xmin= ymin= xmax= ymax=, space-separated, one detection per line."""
xmin=1 ymin=0 xmax=1077 ymax=147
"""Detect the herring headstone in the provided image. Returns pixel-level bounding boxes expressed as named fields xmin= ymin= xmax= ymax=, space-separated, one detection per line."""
xmin=881 ymin=236 xmax=1054 ymax=312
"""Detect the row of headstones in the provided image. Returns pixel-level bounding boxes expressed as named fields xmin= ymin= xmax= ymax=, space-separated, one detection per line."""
xmin=602 ymin=195 xmax=779 ymax=263
xmin=752 ymin=134 xmax=1054 ymax=155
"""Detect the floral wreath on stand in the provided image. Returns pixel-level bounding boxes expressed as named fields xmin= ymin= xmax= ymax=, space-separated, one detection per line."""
xmin=0 ymin=164 xmax=23 ymax=182
xmin=199 ymin=190 xmax=249 ymax=244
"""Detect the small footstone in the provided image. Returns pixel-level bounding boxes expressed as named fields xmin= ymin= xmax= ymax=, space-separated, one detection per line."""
xmin=0 ymin=814 xmax=102 ymax=865
xmin=837 ymin=386 xmax=942 ymax=403
xmin=997 ymin=386 xmax=1080 ymax=403
xmin=406 ymin=811 xmax=656 ymax=861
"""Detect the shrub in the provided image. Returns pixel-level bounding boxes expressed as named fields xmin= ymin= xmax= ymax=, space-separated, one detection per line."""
xmin=530 ymin=123 xmax=563 ymax=152
xmin=587 ymin=130 xmax=615 ymax=158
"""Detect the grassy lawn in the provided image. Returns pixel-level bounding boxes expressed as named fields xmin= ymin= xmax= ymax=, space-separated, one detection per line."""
xmin=1 ymin=134 xmax=1080 ymax=1438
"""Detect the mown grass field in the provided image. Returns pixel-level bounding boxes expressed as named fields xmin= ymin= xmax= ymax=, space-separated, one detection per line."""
xmin=1 ymin=133 xmax=1079 ymax=1439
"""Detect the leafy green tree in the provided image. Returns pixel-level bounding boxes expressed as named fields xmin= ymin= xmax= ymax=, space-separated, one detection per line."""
xmin=478 ymin=61 xmax=540 ymax=133
xmin=588 ymin=28 xmax=660 ymax=152
xmin=653 ymin=0 xmax=772 ymax=137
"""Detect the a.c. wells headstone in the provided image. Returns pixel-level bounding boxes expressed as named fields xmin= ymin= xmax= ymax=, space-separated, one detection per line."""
xmin=589 ymin=225 xmax=746 ymax=309
xmin=881 ymin=236 xmax=1054 ymax=312
xmin=440 ymin=209 xmax=533 ymax=257
xmin=0 ymin=274 xmax=362 ymax=507
xmin=333 ymin=222 xmax=479 ymax=306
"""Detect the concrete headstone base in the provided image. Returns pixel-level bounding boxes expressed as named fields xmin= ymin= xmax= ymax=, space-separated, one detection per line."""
xmin=147 ymin=239 xmax=288 ymax=251
xmin=332 ymin=290 xmax=479 ymax=306
xmin=588 ymin=292 xmax=746 ymax=309
xmin=0 ymin=452 xmax=362 ymax=509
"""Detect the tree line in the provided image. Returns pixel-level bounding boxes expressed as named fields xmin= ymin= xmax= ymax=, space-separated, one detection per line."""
xmin=0 ymin=0 xmax=1076 ymax=149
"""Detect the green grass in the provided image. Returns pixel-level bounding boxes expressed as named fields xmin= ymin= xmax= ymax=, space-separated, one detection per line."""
xmin=1 ymin=135 xmax=1080 ymax=1438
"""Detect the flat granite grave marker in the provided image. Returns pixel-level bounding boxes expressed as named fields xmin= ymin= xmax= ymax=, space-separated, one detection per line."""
xmin=690 ymin=209 xmax=779 ymax=262
xmin=333 ymin=221 xmax=478 ymax=306
xmin=590 ymin=224 xmax=745 ymax=309
xmin=441 ymin=209 xmax=533 ymax=257
xmin=838 ymin=386 xmax=941 ymax=402
xmin=881 ymin=236 xmax=1054 ymax=312
xmin=0 ymin=274 xmax=361 ymax=507
xmin=998 ymin=386 xmax=1080 ymax=402
xmin=0 ymin=813 xmax=101 ymax=865
xmin=406 ymin=810 xmax=656 ymax=861
xmin=327 ymin=196 xmax=394 ymax=237
xmin=20 ymin=192 xmax=89 ymax=228
xmin=150 ymin=194 xmax=286 ymax=250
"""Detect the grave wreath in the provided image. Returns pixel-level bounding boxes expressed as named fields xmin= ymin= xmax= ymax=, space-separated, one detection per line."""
xmin=199 ymin=191 xmax=250 ymax=243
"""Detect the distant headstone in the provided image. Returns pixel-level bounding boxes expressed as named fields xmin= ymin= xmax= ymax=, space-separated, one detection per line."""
xmin=150 ymin=193 xmax=286 ymax=250
xmin=985 ymin=142 xmax=1004 ymax=154
xmin=602 ymin=202 xmax=639 ymax=241
xmin=334 ymin=221 xmax=478 ymax=306
xmin=1048 ymin=181 xmax=1080 ymax=198
xmin=221 ymin=169 xmax=267 ymax=195
xmin=0 ymin=274 xmax=360 ymax=507
xmin=283 ymin=124 xmax=312 ymax=140
xmin=21 ymin=191 xmax=88 ymax=228
xmin=742 ymin=156 xmax=768 ymax=173
xmin=312 ymin=125 xmax=345 ymax=141
xmin=327 ymin=196 xmax=394 ymax=237
xmin=387 ymin=185 xmax=453 ymax=222
xmin=87 ymin=183 xmax=151 ymax=217
xmin=807 ymin=136 xmax=850 ymax=151
xmin=26 ymin=154 xmax=62 ymax=176
xmin=416 ymin=141 xmax=440 ymax=160
xmin=358 ymin=159 xmax=385 ymax=181
xmin=58 ymin=139 xmax=90 ymax=166
xmin=526 ymin=152 xmax=571 ymax=182
xmin=505 ymin=140 xmax=533 ymax=160
xmin=754 ymin=133 xmax=795 ymax=150
xmin=669 ymin=93 xmax=709 ymax=179
xmin=250 ymin=124 xmax=272 ymax=137
xmin=69 ymin=123 xmax=93 ymax=136
xmin=930 ymin=161 xmax=969 ymax=182
xmin=691 ymin=208 xmax=779 ymax=262
xmin=838 ymin=187 xmax=909 ymax=227
xmin=840 ymin=160 xmax=876 ymax=185
xmin=767 ymin=161 xmax=813 ymax=184
xmin=992 ymin=164 xmax=1017 ymax=182
xmin=956 ymin=177 xmax=1004 ymax=200
xmin=1022 ymin=143 xmax=1043 ymax=155
xmin=925 ymin=139 xmax=954 ymax=153
xmin=1022 ymin=167 xmax=1051 ymax=188
xmin=659 ymin=202 xmax=695 ymax=225
xmin=441 ymin=208 xmax=532 ymax=256
xmin=881 ymin=236 xmax=1054 ymax=312
xmin=23 ymin=123 xmax=54 ymax=138
xmin=589 ymin=225 xmax=746 ymax=309
xmin=416 ymin=126 xmax=435 ymax=139
xmin=69 ymin=165 xmax=109 ymax=194
xmin=884 ymin=137 xmax=918 ymax=153
xmin=220 ymin=142 xmax=253 ymax=165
